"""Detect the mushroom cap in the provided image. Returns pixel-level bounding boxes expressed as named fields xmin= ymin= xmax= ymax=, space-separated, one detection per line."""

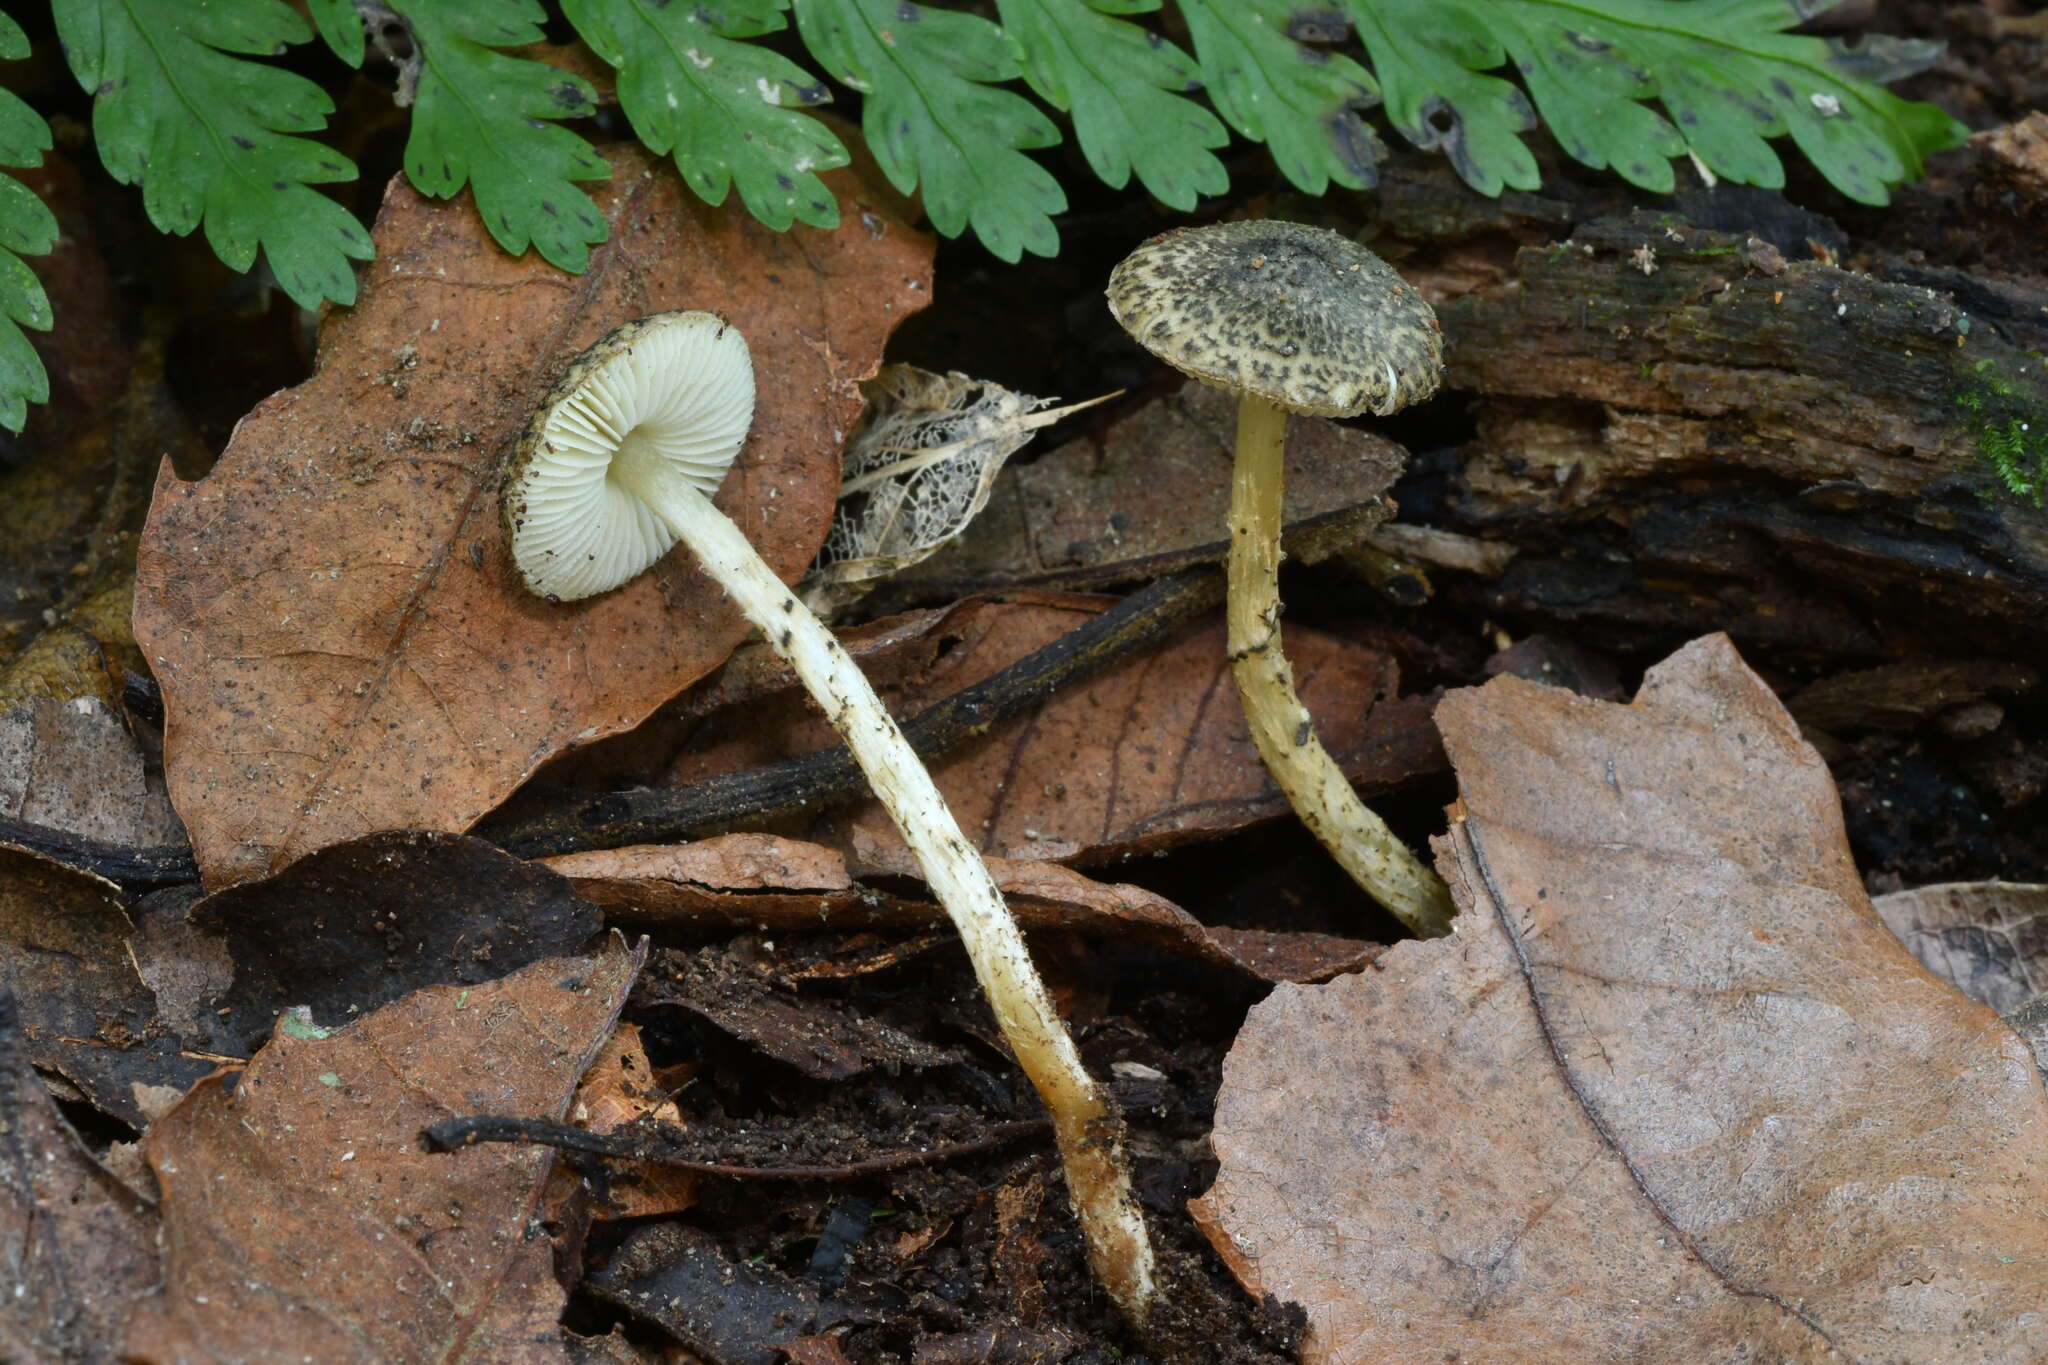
xmin=501 ymin=311 xmax=755 ymax=601
xmin=1106 ymin=220 xmax=1443 ymax=418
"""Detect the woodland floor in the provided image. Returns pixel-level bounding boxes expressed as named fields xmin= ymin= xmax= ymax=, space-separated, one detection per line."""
xmin=4 ymin=5 xmax=2048 ymax=1364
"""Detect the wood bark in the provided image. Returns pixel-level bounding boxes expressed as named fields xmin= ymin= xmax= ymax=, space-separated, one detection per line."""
xmin=1369 ymin=162 xmax=2048 ymax=664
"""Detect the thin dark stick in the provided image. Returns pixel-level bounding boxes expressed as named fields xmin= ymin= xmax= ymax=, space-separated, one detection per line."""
xmin=482 ymin=565 xmax=1223 ymax=858
xmin=6 ymin=567 xmax=1223 ymax=885
xmin=421 ymin=1112 xmax=1047 ymax=1178
xmin=0 ymin=822 xmax=199 ymax=887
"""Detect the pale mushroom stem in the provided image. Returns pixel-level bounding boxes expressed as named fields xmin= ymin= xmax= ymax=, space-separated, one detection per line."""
xmin=1227 ymin=395 xmax=1458 ymax=937
xmin=614 ymin=459 xmax=1158 ymax=1322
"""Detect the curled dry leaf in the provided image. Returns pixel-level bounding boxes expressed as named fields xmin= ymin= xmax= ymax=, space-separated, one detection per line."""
xmin=639 ymin=942 xmax=960 ymax=1081
xmin=133 ymin=147 xmax=932 ymax=889
xmin=807 ymin=365 xmax=1108 ymax=612
xmin=1199 ymin=636 xmax=2048 ymax=1363
xmin=667 ymin=593 xmax=1442 ymax=871
xmin=1873 ymin=880 xmax=2048 ymax=1015
xmin=0 ymin=848 xmax=207 ymax=1125
xmin=124 ymin=938 xmax=643 ymax=1364
xmin=549 ymin=837 xmax=1379 ymax=984
xmin=890 ymin=383 xmax=1403 ymax=595
xmin=0 ymin=991 xmax=159 ymax=1363
xmin=559 ymin=1022 xmax=696 ymax=1221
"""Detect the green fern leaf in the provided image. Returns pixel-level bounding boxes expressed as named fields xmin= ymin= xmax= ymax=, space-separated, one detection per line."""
xmin=0 ymin=9 xmax=52 ymax=432
xmin=1178 ymin=0 xmax=1384 ymax=193
xmin=381 ymin=0 xmax=611 ymax=272
xmin=563 ymin=0 xmax=848 ymax=231
xmin=794 ymin=0 xmax=1065 ymax=263
xmin=1340 ymin=0 xmax=1967 ymax=203
xmin=56 ymin=0 xmax=373 ymax=310
xmin=994 ymin=0 xmax=1227 ymax=210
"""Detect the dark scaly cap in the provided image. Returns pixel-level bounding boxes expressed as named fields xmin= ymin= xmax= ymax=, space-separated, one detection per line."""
xmin=1106 ymin=220 xmax=1443 ymax=418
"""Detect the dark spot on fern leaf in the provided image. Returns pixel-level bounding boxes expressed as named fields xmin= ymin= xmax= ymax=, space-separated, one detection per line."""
xmin=232 ymin=136 xmax=255 ymax=151
xmin=1286 ymin=9 xmax=1351 ymax=44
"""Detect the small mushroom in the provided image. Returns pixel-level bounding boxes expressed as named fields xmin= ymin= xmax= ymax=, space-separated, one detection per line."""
xmin=501 ymin=311 xmax=1156 ymax=1322
xmin=1108 ymin=221 xmax=1456 ymax=936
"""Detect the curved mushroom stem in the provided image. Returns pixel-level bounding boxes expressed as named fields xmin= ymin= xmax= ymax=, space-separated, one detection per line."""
xmin=614 ymin=459 xmax=1158 ymax=1324
xmin=1227 ymin=394 xmax=1457 ymax=938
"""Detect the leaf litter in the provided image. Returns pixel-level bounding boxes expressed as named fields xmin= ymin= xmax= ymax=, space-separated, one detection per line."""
xmin=133 ymin=147 xmax=931 ymax=889
xmin=124 ymin=937 xmax=642 ymax=1364
xmin=1198 ymin=636 xmax=2048 ymax=1363
xmin=7 ymin=39 xmax=2046 ymax=1360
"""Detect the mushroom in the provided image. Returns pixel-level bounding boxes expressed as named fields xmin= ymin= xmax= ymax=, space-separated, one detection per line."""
xmin=1107 ymin=221 xmax=1456 ymax=936
xmin=501 ymin=311 xmax=1157 ymax=1322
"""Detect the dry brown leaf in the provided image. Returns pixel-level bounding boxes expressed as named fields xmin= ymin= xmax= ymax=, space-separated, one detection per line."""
xmin=894 ymin=383 xmax=1402 ymax=594
xmin=639 ymin=942 xmax=961 ymax=1080
xmin=549 ymin=838 xmax=1379 ymax=984
xmin=0 ymin=991 xmax=159 ymax=1362
xmin=0 ymin=848 xmax=206 ymax=1124
xmin=668 ymin=594 xmax=1442 ymax=868
xmin=561 ymin=1022 xmax=696 ymax=1221
xmin=1199 ymin=636 xmax=2048 ymax=1364
xmin=0 ymin=697 xmax=183 ymax=846
xmin=1873 ymin=881 xmax=2048 ymax=1015
xmin=587 ymin=1222 xmax=853 ymax=1363
xmin=133 ymin=148 xmax=932 ymax=889
xmin=123 ymin=937 xmax=643 ymax=1364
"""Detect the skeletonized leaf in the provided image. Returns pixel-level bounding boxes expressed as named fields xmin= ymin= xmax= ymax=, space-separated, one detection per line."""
xmin=806 ymin=366 xmax=1106 ymax=612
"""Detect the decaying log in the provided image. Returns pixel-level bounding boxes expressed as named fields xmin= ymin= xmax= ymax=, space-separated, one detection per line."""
xmin=1419 ymin=204 xmax=2048 ymax=661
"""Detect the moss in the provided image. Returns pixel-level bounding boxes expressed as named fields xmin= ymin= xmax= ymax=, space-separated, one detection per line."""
xmin=1956 ymin=355 xmax=2048 ymax=507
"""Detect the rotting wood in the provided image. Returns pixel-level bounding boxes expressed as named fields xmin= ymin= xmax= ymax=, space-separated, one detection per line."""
xmin=1420 ymin=209 xmax=2048 ymax=660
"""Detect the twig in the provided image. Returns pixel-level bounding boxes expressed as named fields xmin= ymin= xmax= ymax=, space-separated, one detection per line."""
xmin=4 ymin=567 xmax=1223 ymax=884
xmin=421 ymin=1112 xmax=1047 ymax=1178
xmin=0 ymin=821 xmax=198 ymax=886
xmin=482 ymin=565 xmax=1223 ymax=857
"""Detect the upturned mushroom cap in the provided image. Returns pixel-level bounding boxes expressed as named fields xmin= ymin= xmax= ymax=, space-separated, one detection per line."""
xmin=501 ymin=311 xmax=755 ymax=601
xmin=1106 ymin=220 xmax=1443 ymax=418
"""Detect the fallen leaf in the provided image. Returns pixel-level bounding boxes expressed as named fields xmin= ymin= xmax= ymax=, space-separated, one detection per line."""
xmin=667 ymin=594 xmax=1442 ymax=870
xmin=0 ymin=696 xmax=183 ymax=846
xmin=637 ymin=942 xmax=960 ymax=1081
xmin=891 ymin=382 xmax=1402 ymax=594
xmin=2008 ymin=994 xmax=2048 ymax=1077
xmin=123 ymin=937 xmax=643 ymax=1363
xmin=0 ymin=990 xmax=159 ymax=1362
xmin=1873 ymin=880 xmax=2048 ymax=1015
xmin=133 ymin=147 xmax=932 ymax=889
xmin=181 ymin=831 xmax=603 ymax=1056
xmin=587 ymin=1222 xmax=854 ymax=1365
xmin=550 ymin=839 xmax=1380 ymax=984
xmin=0 ymin=848 xmax=207 ymax=1125
xmin=1199 ymin=636 xmax=2048 ymax=1363
xmin=558 ymin=1022 xmax=695 ymax=1220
